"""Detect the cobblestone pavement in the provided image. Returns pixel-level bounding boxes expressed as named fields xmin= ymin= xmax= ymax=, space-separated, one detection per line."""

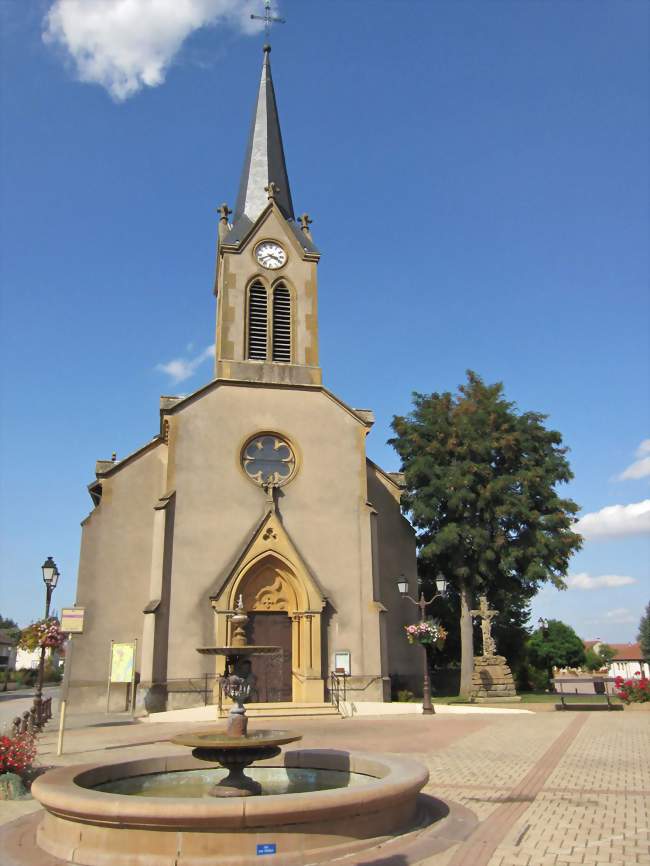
xmin=1 ymin=707 xmax=648 ymax=865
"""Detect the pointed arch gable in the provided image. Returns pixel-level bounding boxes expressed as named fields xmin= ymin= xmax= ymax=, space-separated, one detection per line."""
xmin=209 ymin=508 xmax=327 ymax=614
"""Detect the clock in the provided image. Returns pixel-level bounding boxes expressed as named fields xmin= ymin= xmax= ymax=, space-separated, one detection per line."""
xmin=255 ymin=241 xmax=287 ymax=269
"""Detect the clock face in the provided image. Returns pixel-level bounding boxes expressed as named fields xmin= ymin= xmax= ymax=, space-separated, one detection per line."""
xmin=255 ymin=241 xmax=287 ymax=269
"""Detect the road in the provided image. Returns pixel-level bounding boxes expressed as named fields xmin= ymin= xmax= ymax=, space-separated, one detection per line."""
xmin=0 ymin=686 xmax=60 ymax=730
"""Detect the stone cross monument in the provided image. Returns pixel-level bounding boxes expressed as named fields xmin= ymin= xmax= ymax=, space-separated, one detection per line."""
xmin=469 ymin=594 xmax=520 ymax=703
xmin=471 ymin=596 xmax=498 ymax=657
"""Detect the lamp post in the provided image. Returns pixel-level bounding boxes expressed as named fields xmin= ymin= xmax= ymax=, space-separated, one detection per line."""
xmin=398 ymin=572 xmax=447 ymax=714
xmin=34 ymin=556 xmax=60 ymax=720
xmin=537 ymin=616 xmax=553 ymax=689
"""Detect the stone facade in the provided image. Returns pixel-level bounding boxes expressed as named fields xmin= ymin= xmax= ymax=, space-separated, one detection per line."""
xmin=470 ymin=655 xmax=520 ymax=702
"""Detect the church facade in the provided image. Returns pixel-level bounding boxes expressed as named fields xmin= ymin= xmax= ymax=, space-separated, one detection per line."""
xmin=69 ymin=46 xmax=418 ymax=712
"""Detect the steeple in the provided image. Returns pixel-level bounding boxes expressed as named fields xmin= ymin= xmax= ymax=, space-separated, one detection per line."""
xmin=233 ymin=45 xmax=294 ymax=227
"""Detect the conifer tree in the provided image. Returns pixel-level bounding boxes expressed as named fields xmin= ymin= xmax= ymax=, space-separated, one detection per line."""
xmin=390 ymin=371 xmax=582 ymax=697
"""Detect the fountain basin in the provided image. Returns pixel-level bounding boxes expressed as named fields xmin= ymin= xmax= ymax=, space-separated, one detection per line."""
xmin=32 ymin=749 xmax=429 ymax=866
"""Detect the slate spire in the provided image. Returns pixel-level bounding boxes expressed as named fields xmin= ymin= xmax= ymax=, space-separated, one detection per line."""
xmin=233 ymin=45 xmax=294 ymax=225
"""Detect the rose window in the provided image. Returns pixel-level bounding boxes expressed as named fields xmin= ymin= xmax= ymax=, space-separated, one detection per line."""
xmin=242 ymin=434 xmax=296 ymax=487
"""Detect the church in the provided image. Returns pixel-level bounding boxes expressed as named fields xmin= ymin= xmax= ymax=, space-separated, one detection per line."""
xmin=69 ymin=45 xmax=418 ymax=713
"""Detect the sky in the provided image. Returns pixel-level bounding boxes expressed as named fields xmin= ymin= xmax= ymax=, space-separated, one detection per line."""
xmin=0 ymin=0 xmax=648 ymax=645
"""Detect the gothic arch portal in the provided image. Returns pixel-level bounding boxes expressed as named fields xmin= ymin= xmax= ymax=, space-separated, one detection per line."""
xmin=210 ymin=511 xmax=326 ymax=703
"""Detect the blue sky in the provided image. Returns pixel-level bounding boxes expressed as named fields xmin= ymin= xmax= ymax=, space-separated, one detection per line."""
xmin=1 ymin=0 xmax=648 ymax=644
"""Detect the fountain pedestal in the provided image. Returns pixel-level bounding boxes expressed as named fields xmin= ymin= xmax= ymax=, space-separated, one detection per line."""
xmin=193 ymin=745 xmax=281 ymax=796
xmin=171 ymin=730 xmax=300 ymax=797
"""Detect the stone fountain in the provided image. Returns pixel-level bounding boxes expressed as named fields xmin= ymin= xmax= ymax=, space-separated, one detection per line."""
xmin=27 ymin=599 xmax=435 ymax=866
xmin=171 ymin=596 xmax=301 ymax=796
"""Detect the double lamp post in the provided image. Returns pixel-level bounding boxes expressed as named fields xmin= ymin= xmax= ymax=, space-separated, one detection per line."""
xmin=398 ymin=572 xmax=447 ymax=714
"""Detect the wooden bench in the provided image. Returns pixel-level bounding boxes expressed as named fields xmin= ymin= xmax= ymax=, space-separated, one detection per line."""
xmin=552 ymin=676 xmax=618 ymax=710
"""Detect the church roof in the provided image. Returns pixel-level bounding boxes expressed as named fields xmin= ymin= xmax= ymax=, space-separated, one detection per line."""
xmin=232 ymin=45 xmax=294 ymax=227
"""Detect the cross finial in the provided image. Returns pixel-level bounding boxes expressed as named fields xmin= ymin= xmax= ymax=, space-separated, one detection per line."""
xmin=265 ymin=181 xmax=279 ymax=201
xmin=250 ymin=0 xmax=286 ymax=42
xmin=299 ymin=213 xmax=313 ymax=234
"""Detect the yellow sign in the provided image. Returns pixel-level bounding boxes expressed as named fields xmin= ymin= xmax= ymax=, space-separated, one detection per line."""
xmin=61 ymin=607 xmax=85 ymax=634
xmin=110 ymin=642 xmax=136 ymax=683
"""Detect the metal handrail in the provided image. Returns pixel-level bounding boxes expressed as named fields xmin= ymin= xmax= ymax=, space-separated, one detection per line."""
xmin=330 ymin=671 xmax=348 ymax=710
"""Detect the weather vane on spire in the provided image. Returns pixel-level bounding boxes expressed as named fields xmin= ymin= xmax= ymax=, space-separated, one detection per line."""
xmin=250 ymin=0 xmax=286 ymax=41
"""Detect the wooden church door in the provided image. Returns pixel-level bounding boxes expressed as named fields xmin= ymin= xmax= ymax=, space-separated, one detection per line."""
xmin=248 ymin=612 xmax=292 ymax=702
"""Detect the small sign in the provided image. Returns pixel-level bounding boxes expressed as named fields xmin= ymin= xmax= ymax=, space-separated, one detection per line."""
xmin=61 ymin=607 xmax=85 ymax=634
xmin=334 ymin=651 xmax=351 ymax=675
xmin=256 ymin=843 xmax=277 ymax=856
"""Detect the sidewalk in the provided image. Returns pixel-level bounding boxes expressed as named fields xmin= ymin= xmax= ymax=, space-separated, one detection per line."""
xmin=1 ymin=706 xmax=648 ymax=865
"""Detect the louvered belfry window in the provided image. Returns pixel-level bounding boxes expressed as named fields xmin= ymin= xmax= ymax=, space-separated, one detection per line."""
xmin=272 ymin=284 xmax=291 ymax=362
xmin=248 ymin=282 xmax=268 ymax=360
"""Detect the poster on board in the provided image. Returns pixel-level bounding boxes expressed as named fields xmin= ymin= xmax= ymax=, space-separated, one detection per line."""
xmin=110 ymin=642 xmax=136 ymax=683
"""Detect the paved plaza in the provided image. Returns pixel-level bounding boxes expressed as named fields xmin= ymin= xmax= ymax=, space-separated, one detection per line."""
xmin=1 ymin=703 xmax=648 ymax=865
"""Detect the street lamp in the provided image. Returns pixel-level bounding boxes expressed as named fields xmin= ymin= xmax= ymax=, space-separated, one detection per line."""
xmin=34 ymin=556 xmax=60 ymax=719
xmin=398 ymin=572 xmax=448 ymax=714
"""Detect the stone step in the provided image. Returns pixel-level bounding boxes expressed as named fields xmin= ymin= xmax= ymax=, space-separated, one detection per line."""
xmin=221 ymin=702 xmax=341 ymax=719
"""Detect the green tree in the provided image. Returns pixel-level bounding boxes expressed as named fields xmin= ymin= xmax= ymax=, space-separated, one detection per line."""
xmin=0 ymin=614 xmax=20 ymax=642
xmin=584 ymin=648 xmax=605 ymax=671
xmin=390 ymin=371 xmax=582 ymax=696
xmin=527 ymin=620 xmax=586 ymax=681
xmin=638 ymin=601 xmax=650 ymax=660
xmin=595 ymin=643 xmax=616 ymax=668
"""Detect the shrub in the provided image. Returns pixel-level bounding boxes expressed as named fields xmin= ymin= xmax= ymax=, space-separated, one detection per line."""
xmin=614 ymin=673 xmax=650 ymax=704
xmin=516 ymin=662 xmax=551 ymax=692
xmin=14 ymin=669 xmax=38 ymax=687
xmin=396 ymin=689 xmax=417 ymax=702
xmin=43 ymin=660 xmax=63 ymax=683
xmin=0 ymin=730 xmax=37 ymax=778
xmin=527 ymin=665 xmax=552 ymax=692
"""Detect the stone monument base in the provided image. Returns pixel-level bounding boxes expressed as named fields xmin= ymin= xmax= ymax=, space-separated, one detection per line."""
xmin=470 ymin=655 xmax=520 ymax=702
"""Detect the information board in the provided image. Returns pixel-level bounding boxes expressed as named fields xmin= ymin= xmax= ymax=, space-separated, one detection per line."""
xmin=61 ymin=607 xmax=85 ymax=634
xmin=109 ymin=642 xmax=136 ymax=683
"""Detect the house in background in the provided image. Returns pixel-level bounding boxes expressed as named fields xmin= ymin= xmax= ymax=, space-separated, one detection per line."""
xmin=14 ymin=646 xmax=63 ymax=671
xmin=0 ymin=630 xmax=17 ymax=675
xmin=585 ymin=640 xmax=649 ymax=679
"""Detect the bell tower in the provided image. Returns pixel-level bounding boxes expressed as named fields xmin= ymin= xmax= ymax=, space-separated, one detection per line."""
xmin=214 ymin=46 xmax=321 ymax=387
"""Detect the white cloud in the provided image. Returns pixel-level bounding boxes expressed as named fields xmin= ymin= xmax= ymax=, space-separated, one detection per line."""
xmin=618 ymin=439 xmax=650 ymax=481
xmin=43 ymin=0 xmax=265 ymax=101
xmin=156 ymin=344 xmax=214 ymax=384
xmin=603 ymin=608 xmax=636 ymax=625
xmin=566 ymin=572 xmax=637 ymax=591
xmin=575 ymin=499 xmax=650 ymax=540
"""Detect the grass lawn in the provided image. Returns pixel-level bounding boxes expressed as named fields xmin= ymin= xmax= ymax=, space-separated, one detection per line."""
xmin=425 ymin=692 xmax=624 ymax=705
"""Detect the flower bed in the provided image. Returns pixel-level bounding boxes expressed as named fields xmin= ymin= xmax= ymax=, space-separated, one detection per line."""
xmin=0 ymin=730 xmax=37 ymax=777
xmin=404 ymin=620 xmax=447 ymax=647
xmin=614 ymin=672 xmax=650 ymax=704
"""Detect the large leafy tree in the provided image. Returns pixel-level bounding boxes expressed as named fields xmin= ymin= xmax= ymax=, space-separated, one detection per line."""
xmin=527 ymin=619 xmax=586 ymax=673
xmin=638 ymin=601 xmax=650 ymax=660
xmin=390 ymin=371 xmax=582 ymax=696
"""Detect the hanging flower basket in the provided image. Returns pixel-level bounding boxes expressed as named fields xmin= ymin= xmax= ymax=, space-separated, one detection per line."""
xmin=18 ymin=618 xmax=66 ymax=653
xmin=404 ymin=620 xmax=447 ymax=648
